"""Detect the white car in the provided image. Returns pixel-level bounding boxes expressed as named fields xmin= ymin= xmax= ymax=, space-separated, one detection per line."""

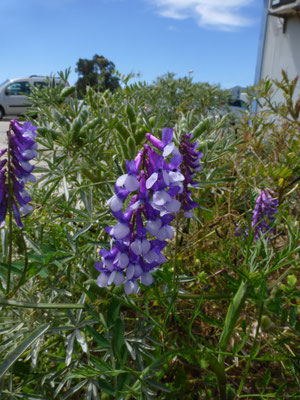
xmin=228 ymin=99 xmax=249 ymax=116
xmin=0 ymin=76 xmax=65 ymax=120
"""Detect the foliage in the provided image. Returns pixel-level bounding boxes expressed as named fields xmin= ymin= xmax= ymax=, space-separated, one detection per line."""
xmin=121 ymin=72 xmax=231 ymax=126
xmin=0 ymin=70 xmax=299 ymax=399
xmin=75 ymin=54 xmax=120 ymax=97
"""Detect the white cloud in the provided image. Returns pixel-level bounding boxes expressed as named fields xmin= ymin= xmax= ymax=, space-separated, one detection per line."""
xmin=148 ymin=0 xmax=254 ymax=30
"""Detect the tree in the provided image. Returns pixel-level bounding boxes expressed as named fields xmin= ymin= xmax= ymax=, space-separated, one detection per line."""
xmin=75 ymin=54 xmax=120 ymax=97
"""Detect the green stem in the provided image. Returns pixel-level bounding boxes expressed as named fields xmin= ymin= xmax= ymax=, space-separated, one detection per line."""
xmin=178 ymin=292 xmax=232 ymax=300
xmin=6 ymin=130 xmax=13 ymax=295
xmin=218 ymin=280 xmax=249 ymax=368
xmin=0 ymin=299 xmax=85 ymax=309
xmin=9 ymin=230 xmax=28 ymax=296
xmin=207 ymin=353 xmax=227 ymax=400
xmin=236 ymin=300 xmax=264 ymax=396
xmin=173 ymin=213 xmax=180 ymax=284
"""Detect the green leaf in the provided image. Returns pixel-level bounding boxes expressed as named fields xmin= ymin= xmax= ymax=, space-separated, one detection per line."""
xmin=289 ymin=306 xmax=297 ymax=327
xmin=60 ymin=85 xmax=76 ymax=99
xmin=0 ymin=298 xmax=84 ymax=309
xmin=72 ymin=222 xmax=93 ymax=241
xmin=85 ymin=303 xmax=105 ymax=324
xmin=0 ymin=324 xmax=50 ymax=378
xmin=107 ymin=297 xmax=121 ymax=328
xmin=115 ymin=131 xmax=129 ymax=159
xmin=146 ymin=380 xmax=171 ymax=393
xmin=127 ymin=136 xmax=136 ymax=160
xmin=115 ymin=121 xmax=131 ymax=140
xmin=112 ymin=317 xmax=124 ymax=355
xmin=67 ymin=365 xmax=102 ymax=379
xmin=37 ymin=127 xmax=58 ymax=139
xmin=287 ymin=274 xmax=297 ymax=287
xmin=0 ymin=262 xmax=23 ymax=276
xmin=126 ymin=103 xmax=136 ymax=126
xmin=80 ymin=117 xmax=102 ymax=134
xmin=134 ymin=127 xmax=148 ymax=146
xmin=192 ymin=119 xmax=211 ymax=139
xmin=61 ymin=380 xmax=88 ymax=400
xmin=86 ymin=325 xmax=110 ymax=348
xmin=90 ymin=355 xmax=113 ymax=371
xmin=14 ymin=394 xmax=49 ymax=400
xmin=218 ymin=281 xmax=249 ymax=364
xmin=98 ymin=378 xmax=116 ymax=396
xmin=64 ymin=227 xmax=76 ymax=253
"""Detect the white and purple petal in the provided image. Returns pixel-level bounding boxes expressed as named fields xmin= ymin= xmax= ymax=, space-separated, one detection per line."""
xmin=114 ymin=271 xmax=125 ymax=286
xmin=131 ymin=239 xmax=142 ymax=255
xmin=153 ymin=191 xmax=171 ymax=206
xmin=112 ymin=223 xmax=130 ymax=239
xmin=116 ymin=174 xmax=128 ymax=187
xmin=162 ymin=142 xmax=175 ymax=157
xmin=108 ymin=195 xmax=123 ymax=212
xmin=146 ymin=172 xmax=158 ymax=189
xmin=97 ymin=272 xmax=110 ymax=287
xmin=140 ymin=272 xmax=153 ymax=286
xmin=165 ymin=199 xmax=181 ymax=213
xmin=124 ymin=175 xmax=140 ymax=191
xmin=146 ymin=219 xmax=162 ymax=236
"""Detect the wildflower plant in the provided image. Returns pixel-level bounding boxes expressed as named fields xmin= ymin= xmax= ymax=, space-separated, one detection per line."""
xmin=0 ymin=120 xmax=37 ymax=228
xmin=0 ymin=119 xmax=37 ymax=294
xmin=0 ymin=72 xmax=299 ymax=400
xmin=95 ymin=128 xmax=202 ymax=294
xmin=251 ymin=188 xmax=278 ymax=240
xmin=235 ymin=189 xmax=279 ymax=241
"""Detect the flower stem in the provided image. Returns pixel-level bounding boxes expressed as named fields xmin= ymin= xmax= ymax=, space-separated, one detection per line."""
xmin=173 ymin=213 xmax=179 ymax=284
xmin=6 ymin=130 xmax=13 ymax=295
xmin=236 ymin=299 xmax=264 ymax=396
xmin=0 ymin=299 xmax=85 ymax=309
xmin=207 ymin=353 xmax=227 ymax=400
xmin=218 ymin=280 xmax=249 ymax=368
xmin=9 ymin=230 xmax=28 ymax=296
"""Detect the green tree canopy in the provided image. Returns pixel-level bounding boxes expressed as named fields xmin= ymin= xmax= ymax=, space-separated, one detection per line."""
xmin=75 ymin=54 xmax=120 ymax=97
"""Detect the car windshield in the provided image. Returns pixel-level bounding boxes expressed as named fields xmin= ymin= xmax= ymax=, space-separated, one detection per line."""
xmin=0 ymin=79 xmax=9 ymax=88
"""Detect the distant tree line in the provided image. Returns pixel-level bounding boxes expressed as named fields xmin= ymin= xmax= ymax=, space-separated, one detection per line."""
xmin=75 ymin=54 xmax=120 ymax=97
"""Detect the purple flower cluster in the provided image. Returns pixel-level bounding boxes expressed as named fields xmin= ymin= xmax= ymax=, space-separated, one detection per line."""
xmin=251 ymin=189 xmax=278 ymax=240
xmin=95 ymin=128 xmax=202 ymax=294
xmin=179 ymin=133 xmax=203 ymax=217
xmin=0 ymin=120 xmax=38 ymax=227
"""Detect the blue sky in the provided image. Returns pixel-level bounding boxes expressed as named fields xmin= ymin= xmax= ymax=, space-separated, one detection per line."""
xmin=0 ymin=0 xmax=263 ymax=89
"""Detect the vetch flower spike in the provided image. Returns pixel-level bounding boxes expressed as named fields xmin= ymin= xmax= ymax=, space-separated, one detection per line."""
xmin=251 ymin=189 xmax=278 ymax=240
xmin=0 ymin=120 xmax=38 ymax=227
xmin=178 ymin=132 xmax=203 ymax=217
xmin=95 ymin=127 xmax=202 ymax=294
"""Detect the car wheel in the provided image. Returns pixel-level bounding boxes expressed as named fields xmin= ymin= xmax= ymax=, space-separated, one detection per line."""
xmin=0 ymin=106 xmax=4 ymax=121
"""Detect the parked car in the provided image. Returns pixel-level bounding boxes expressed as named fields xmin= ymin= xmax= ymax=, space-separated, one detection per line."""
xmin=0 ymin=75 xmax=66 ymax=120
xmin=228 ymin=98 xmax=249 ymax=115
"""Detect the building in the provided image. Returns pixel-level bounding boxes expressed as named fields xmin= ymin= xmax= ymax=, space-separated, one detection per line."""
xmin=255 ymin=0 xmax=300 ymax=105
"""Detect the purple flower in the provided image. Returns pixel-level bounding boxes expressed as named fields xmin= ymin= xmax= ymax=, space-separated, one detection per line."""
xmin=178 ymin=132 xmax=203 ymax=217
xmin=251 ymin=189 xmax=278 ymax=240
xmin=95 ymin=128 xmax=184 ymax=294
xmin=95 ymin=127 xmax=204 ymax=294
xmin=0 ymin=120 xmax=38 ymax=227
xmin=146 ymin=128 xmax=176 ymax=157
xmin=116 ymin=160 xmax=140 ymax=192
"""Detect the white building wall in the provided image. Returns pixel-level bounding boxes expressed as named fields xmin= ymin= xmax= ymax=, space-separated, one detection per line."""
xmin=260 ymin=14 xmax=300 ymax=103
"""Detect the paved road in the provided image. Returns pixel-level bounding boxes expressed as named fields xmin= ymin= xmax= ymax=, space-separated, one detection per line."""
xmin=0 ymin=118 xmax=11 ymax=149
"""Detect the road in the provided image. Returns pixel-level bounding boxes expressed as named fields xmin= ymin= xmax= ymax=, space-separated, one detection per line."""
xmin=0 ymin=118 xmax=10 ymax=148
